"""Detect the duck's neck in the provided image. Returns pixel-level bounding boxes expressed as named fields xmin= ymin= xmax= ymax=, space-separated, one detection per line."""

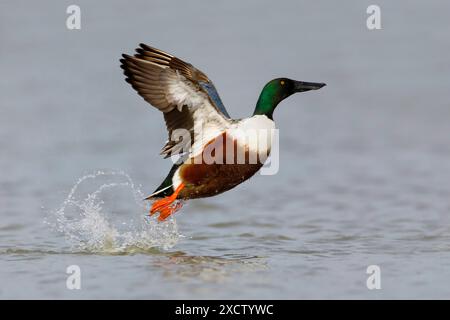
xmin=253 ymin=86 xmax=281 ymax=120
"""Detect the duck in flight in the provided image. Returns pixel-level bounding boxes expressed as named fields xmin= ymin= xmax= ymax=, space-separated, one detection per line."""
xmin=120 ymin=44 xmax=326 ymax=221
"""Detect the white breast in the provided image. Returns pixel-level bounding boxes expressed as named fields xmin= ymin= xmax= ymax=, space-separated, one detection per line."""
xmin=172 ymin=115 xmax=275 ymax=190
xmin=228 ymin=115 xmax=276 ymax=153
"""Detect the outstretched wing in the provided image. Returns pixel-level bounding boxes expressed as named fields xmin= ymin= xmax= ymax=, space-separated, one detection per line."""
xmin=120 ymin=44 xmax=231 ymax=158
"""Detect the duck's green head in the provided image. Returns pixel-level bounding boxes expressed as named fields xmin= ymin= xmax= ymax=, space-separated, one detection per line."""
xmin=254 ymin=78 xmax=326 ymax=119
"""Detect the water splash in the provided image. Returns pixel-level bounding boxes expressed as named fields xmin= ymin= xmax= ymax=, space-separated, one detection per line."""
xmin=46 ymin=171 xmax=180 ymax=253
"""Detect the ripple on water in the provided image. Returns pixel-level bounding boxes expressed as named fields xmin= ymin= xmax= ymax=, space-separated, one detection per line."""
xmin=0 ymin=224 xmax=27 ymax=231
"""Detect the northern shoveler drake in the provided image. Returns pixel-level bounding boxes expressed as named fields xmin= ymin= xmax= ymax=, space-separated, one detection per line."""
xmin=120 ymin=44 xmax=326 ymax=221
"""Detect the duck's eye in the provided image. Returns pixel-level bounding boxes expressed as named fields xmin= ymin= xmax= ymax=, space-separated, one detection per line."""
xmin=280 ymin=80 xmax=285 ymax=85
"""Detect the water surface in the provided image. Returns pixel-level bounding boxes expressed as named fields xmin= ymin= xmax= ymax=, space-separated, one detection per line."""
xmin=1 ymin=0 xmax=450 ymax=299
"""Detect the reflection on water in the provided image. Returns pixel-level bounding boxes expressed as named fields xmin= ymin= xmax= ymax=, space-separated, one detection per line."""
xmin=153 ymin=252 xmax=267 ymax=283
xmin=0 ymin=247 xmax=266 ymax=290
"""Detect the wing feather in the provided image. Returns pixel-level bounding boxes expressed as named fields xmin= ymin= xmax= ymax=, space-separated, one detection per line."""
xmin=121 ymin=44 xmax=231 ymax=157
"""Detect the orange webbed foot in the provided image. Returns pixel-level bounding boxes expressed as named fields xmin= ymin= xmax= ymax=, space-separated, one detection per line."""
xmin=149 ymin=183 xmax=185 ymax=222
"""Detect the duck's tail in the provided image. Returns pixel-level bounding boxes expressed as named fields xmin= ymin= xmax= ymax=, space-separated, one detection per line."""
xmin=143 ymin=162 xmax=182 ymax=200
xmin=144 ymin=184 xmax=173 ymax=200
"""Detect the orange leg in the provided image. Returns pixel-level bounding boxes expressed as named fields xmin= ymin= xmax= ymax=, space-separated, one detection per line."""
xmin=150 ymin=183 xmax=185 ymax=222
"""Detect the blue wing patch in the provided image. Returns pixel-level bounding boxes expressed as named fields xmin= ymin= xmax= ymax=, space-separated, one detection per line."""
xmin=199 ymin=81 xmax=230 ymax=118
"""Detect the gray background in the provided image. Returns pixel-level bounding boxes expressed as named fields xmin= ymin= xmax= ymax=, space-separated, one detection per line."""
xmin=1 ymin=0 xmax=450 ymax=299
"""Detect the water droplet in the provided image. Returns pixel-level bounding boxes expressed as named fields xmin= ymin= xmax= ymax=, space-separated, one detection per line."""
xmin=47 ymin=171 xmax=180 ymax=253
